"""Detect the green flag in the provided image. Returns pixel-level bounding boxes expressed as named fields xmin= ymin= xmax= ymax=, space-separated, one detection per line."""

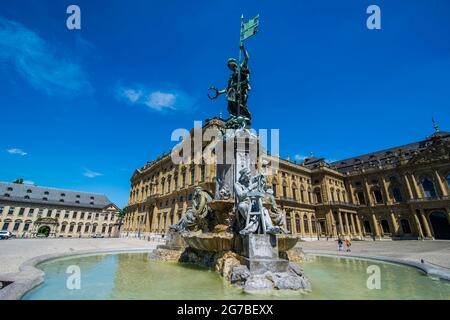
xmin=241 ymin=15 xmax=259 ymax=41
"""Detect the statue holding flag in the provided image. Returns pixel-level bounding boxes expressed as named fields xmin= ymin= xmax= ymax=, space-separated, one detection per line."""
xmin=208 ymin=15 xmax=259 ymax=126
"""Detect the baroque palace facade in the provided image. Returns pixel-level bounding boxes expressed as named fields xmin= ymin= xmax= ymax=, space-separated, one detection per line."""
xmin=0 ymin=182 xmax=120 ymax=238
xmin=123 ymin=117 xmax=450 ymax=240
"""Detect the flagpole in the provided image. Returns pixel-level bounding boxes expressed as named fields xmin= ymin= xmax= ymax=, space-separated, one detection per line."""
xmin=236 ymin=14 xmax=244 ymax=119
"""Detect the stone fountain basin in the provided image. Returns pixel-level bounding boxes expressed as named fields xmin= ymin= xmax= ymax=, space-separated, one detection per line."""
xmin=182 ymin=232 xmax=234 ymax=252
xmin=208 ymin=199 xmax=234 ymax=212
xmin=277 ymin=234 xmax=300 ymax=252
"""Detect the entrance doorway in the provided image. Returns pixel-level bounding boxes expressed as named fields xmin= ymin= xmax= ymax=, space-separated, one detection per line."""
xmin=37 ymin=225 xmax=51 ymax=237
xmin=429 ymin=212 xmax=450 ymax=240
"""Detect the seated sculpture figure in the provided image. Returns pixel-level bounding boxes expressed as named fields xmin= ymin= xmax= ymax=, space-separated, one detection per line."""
xmin=169 ymin=186 xmax=212 ymax=232
xmin=234 ymin=168 xmax=283 ymax=235
xmin=264 ymin=188 xmax=288 ymax=234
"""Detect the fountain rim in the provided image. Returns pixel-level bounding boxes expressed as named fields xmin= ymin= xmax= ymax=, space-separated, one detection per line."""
xmin=4 ymin=247 xmax=450 ymax=300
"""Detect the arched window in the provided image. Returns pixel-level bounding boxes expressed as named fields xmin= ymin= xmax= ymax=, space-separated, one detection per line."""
xmin=400 ymin=219 xmax=412 ymax=234
xmin=373 ymin=189 xmax=383 ymax=204
xmin=286 ymin=216 xmax=291 ymax=232
xmin=314 ymin=188 xmax=322 ymax=204
xmin=381 ymin=219 xmax=390 ymax=233
xmin=357 ymin=191 xmax=366 ymax=205
xmin=363 ymin=220 xmax=372 ymax=233
xmin=295 ymin=214 xmax=301 ymax=233
xmin=392 ymin=186 xmax=403 ymax=202
xmin=421 ymin=177 xmax=437 ymax=199
xmin=303 ymin=216 xmax=309 ymax=233
xmin=311 ymin=218 xmax=317 ymax=233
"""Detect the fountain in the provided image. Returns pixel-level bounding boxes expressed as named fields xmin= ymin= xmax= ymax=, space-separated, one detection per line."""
xmin=152 ymin=15 xmax=310 ymax=293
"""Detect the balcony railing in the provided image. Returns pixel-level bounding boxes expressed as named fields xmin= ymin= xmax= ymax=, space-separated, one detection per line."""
xmin=407 ymin=195 xmax=450 ymax=203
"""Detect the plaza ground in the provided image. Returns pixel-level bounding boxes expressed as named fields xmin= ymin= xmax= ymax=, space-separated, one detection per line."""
xmin=299 ymin=239 xmax=450 ymax=270
xmin=0 ymin=237 xmax=449 ymax=275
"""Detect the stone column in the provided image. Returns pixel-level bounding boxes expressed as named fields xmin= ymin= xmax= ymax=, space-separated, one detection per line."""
xmin=390 ymin=210 xmax=399 ymax=235
xmin=403 ymin=173 xmax=414 ymax=200
xmin=420 ymin=209 xmax=433 ymax=238
xmin=372 ymin=213 xmax=380 ymax=238
xmin=381 ymin=176 xmax=391 ymax=204
xmin=291 ymin=211 xmax=297 ymax=234
xmin=308 ymin=215 xmax=313 ymax=238
xmin=350 ymin=214 xmax=356 ymax=236
xmin=337 ymin=210 xmax=344 ymax=236
xmin=364 ymin=179 xmax=373 ymax=206
xmin=434 ymin=170 xmax=448 ymax=197
xmin=355 ymin=214 xmax=363 ymax=236
xmin=413 ymin=212 xmax=424 ymax=238
xmin=344 ymin=212 xmax=350 ymax=236
xmin=410 ymin=174 xmax=422 ymax=199
xmin=328 ymin=210 xmax=337 ymax=237
xmin=300 ymin=213 xmax=306 ymax=237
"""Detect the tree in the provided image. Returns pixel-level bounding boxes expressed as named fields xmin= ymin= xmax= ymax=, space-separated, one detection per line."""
xmin=117 ymin=207 xmax=127 ymax=234
xmin=13 ymin=178 xmax=24 ymax=184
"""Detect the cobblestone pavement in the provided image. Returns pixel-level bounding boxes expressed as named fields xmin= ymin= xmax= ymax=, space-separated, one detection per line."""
xmin=0 ymin=238 xmax=158 ymax=274
xmin=298 ymin=239 xmax=450 ymax=269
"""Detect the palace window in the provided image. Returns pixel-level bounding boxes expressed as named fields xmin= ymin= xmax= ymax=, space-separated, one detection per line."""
xmin=8 ymin=207 xmax=15 ymax=215
xmin=381 ymin=219 xmax=390 ymax=233
xmin=28 ymin=209 xmax=34 ymax=217
xmin=92 ymin=225 xmax=97 ymax=233
xmin=167 ymin=177 xmax=171 ymax=193
xmin=88 ymin=213 xmax=92 ymax=219
xmin=314 ymin=188 xmax=322 ymax=204
xmin=61 ymin=225 xmax=66 ymax=232
xmin=0 ymin=206 xmax=3 ymax=215
xmin=80 ymin=212 xmax=85 ymax=219
xmin=64 ymin=212 xmax=69 ymax=218
xmin=311 ymin=219 xmax=317 ymax=233
xmin=182 ymin=172 xmax=186 ymax=187
xmin=95 ymin=213 xmax=99 ymax=220
xmin=357 ymin=191 xmax=366 ymax=205
xmin=69 ymin=225 xmax=74 ymax=232
xmin=400 ymin=219 xmax=412 ymax=234
xmin=392 ymin=187 xmax=403 ymax=202
xmin=295 ymin=215 xmax=301 ymax=233
xmin=272 ymin=184 xmax=277 ymax=197
xmin=24 ymin=223 xmax=30 ymax=231
xmin=102 ymin=226 xmax=107 ymax=233
xmin=362 ymin=220 xmax=371 ymax=234
xmin=300 ymin=190 xmax=304 ymax=203
xmin=190 ymin=168 xmax=195 ymax=185
xmin=283 ymin=186 xmax=287 ymax=198
xmin=421 ymin=177 xmax=437 ymax=199
xmin=73 ymin=212 xmax=77 ymax=219
xmin=373 ymin=189 xmax=383 ymax=204
xmin=2 ymin=222 xmax=10 ymax=231
xmin=292 ymin=188 xmax=297 ymax=200
xmin=13 ymin=221 xmax=20 ymax=231
xmin=201 ymin=165 xmax=205 ymax=182
xmin=84 ymin=225 xmax=89 ymax=233
xmin=303 ymin=216 xmax=310 ymax=233
xmin=18 ymin=208 xmax=25 ymax=216
xmin=47 ymin=209 xmax=53 ymax=217
xmin=286 ymin=216 xmax=291 ymax=232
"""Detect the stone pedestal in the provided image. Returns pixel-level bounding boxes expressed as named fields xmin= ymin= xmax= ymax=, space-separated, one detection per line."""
xmin=242 ymin=234 xmax=289 ymax=275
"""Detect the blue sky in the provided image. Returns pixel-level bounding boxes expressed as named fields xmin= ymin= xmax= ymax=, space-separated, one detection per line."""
xmin=1 ymin=0 xmax=449 ymax=207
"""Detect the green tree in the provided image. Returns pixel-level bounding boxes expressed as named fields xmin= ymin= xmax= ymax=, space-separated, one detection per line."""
xmin=13 ymin=178 xmax=24 ymax=184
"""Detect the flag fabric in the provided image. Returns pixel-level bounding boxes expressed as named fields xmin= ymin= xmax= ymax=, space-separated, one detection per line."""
xmin=241 ymin=15 xmax=259 ymax=41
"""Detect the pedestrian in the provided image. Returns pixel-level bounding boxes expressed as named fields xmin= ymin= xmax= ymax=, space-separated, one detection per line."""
xmin=345 ymin=238 xmax=352 ymax=252
xmin=337 ymin=238 xmax=343 ymax=251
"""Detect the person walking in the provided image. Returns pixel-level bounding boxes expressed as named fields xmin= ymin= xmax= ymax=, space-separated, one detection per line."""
xmin=345 ymin=238 xmax=352 ymax=252
xmin=337 ymin=238 xmax=343 ymax=251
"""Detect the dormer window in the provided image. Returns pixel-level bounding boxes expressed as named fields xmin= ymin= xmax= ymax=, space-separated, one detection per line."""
xmin=60 ymin=199 xmax=64 ymax=202
xmin=76 ymin=200 xmax=80 ymax=204
xmin=27 ymin=189 xmax=32 ymax=193
xmin=4 ymin=193 xmax=10 ymax=197
xmin=7 ymin=187 xmax=13 ymax=191
xmin=44 ymin=191 xmax=49 ymax=195
xmin=42 ymin=197 xmax=48 ymax=201
xmin=61 ymin=193 xmax=65 ymax=197
xmin=24 ymin=195 xmax=30 ymax=199
xmin=76 ymin=195 xmax=80 ymax=198
xmin=90 ymin=196 xmax=94 ymax=200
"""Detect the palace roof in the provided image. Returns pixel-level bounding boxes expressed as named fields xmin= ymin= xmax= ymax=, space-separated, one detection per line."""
xmin=0 ymin=182 xmax=115 ymax=209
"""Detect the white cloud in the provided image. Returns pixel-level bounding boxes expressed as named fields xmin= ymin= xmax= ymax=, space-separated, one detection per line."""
xmin=294 ymin=154 xmax=307 ymax=162
xmin=116 ymin=84 xmax=195 ymax=113
xmin=83 ymin=168 xmax=103 ymax=178
xmin=0 ymin=16 xmax=91 ymax=96
xmin=146 ymin=91 xmax=176 ymax=110
xmin=6 ymin=148 xmax=27 ymax=156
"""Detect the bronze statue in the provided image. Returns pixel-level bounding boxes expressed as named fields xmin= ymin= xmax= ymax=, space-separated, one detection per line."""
xmin=169 ymin=187 xmax=212 ymax=232
xmin=208 ymin=44 xmax=252 ymax=121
